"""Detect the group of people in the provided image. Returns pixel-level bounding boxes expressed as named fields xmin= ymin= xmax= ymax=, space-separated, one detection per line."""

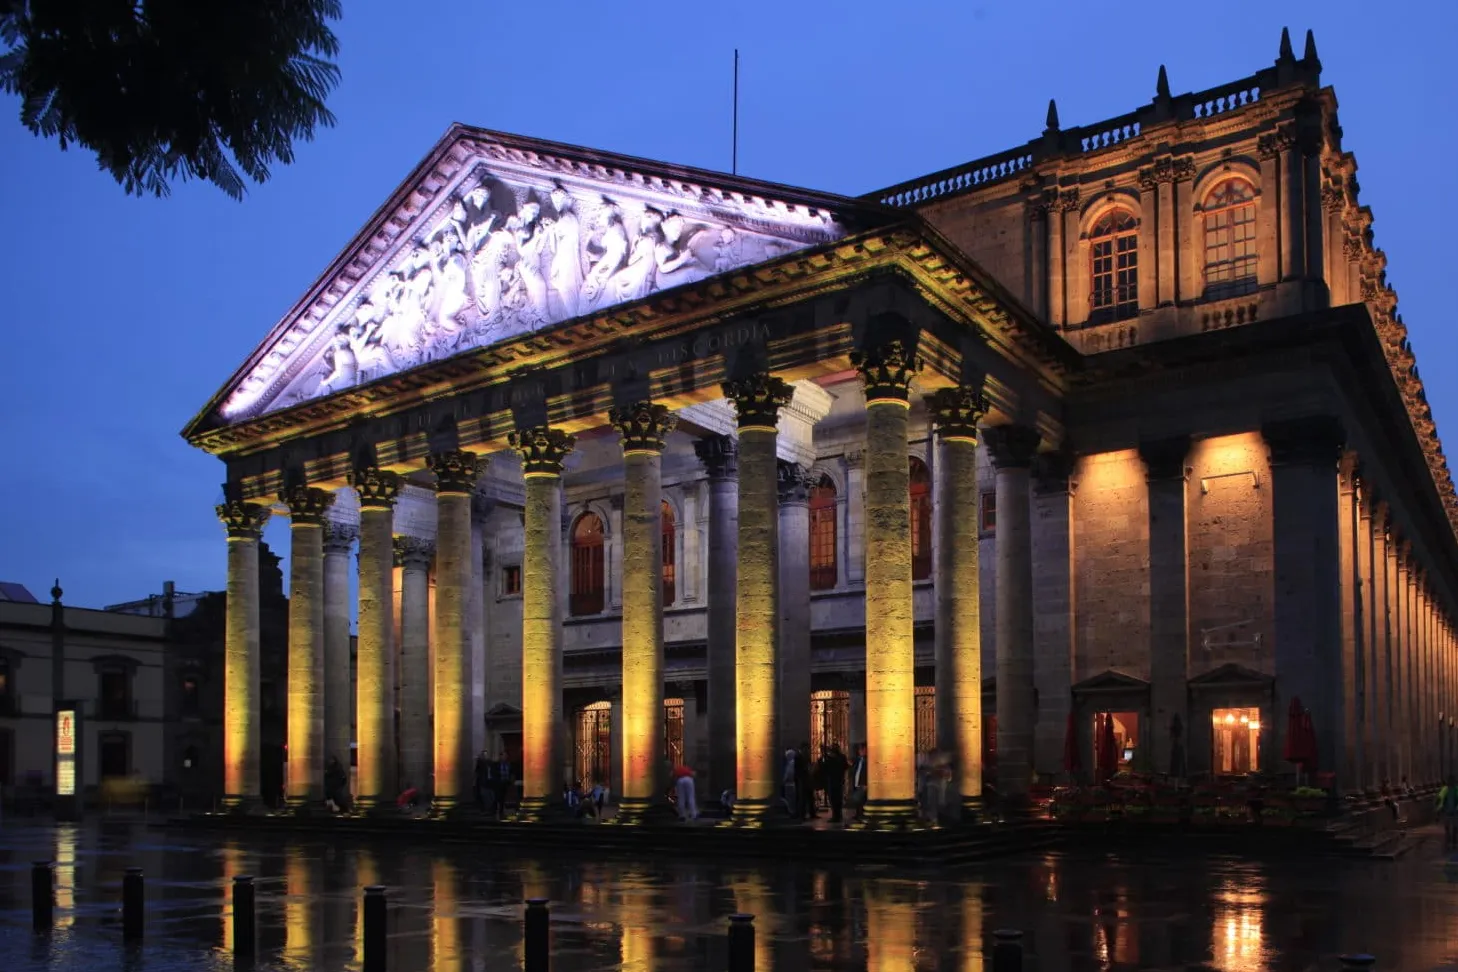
xmin=783 ymin=742 xmax=868 ymax=823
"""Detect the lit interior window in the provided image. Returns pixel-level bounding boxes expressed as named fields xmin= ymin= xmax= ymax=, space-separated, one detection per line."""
xmin=1212 ymin=706 xmax=1261 ymax=774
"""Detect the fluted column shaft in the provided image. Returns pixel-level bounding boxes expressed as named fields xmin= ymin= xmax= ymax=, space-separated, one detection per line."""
xmin=283 ymin=486 xmax=332 ymax=807
xmin=612 ymin=402 xmax=676 ymax=819
xmin=322 ymin=522 xmax=356 ymax=776
xmin=430 ymin=451 xmax=479 ymax=813
xmin=723 ymin=375 xmax=793 ymax=822
xmin=218 ymin=501 xmax=269 ymax=809
xmin=854 ymin=341 xmax=919 ymax=825
xmin=928 ymin=387 xmax=988 ymax=812
xmin=985 ymin=425 xmax=1041 ymax=799
xmin=777 ymin=462 xmax=813 ymax=757
xmin=397 ymin=537 xmax=434 ymax=795
xmin=696 ymin=436 xmax=739 ymax=800
xmin=350 ymin=468 xmax=401 ymax=809
xmin=511 ymin=427 xmax=575 ymax=817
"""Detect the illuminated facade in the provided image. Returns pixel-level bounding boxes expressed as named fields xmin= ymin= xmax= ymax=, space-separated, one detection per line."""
xmin=185 ymin=30 xmax=1458 ymax=816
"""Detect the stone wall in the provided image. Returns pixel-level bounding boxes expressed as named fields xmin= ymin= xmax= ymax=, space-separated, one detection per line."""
xmin=1071 ymin=451 xmax=1151 ymax=681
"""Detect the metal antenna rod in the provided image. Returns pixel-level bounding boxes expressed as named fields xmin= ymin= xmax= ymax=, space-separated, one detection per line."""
xmin=732 ymin=49 xmax=739 ymax=175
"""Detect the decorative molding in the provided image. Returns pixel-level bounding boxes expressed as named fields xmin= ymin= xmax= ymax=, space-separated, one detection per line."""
xmin=348 ymin=466 xmax=403 ymax=509
xmin=693 ymin=434 xmax=738 ymax=480
xmin=1257 ymin=127 xmax=1296 ymax=160
xmin=428 ymin=450 xmax=480 ymax=494
xmin=393 ymin=535 xmax=436 ymax=570
xmin=216 ymin=501 xmax=270 ymax=540
xmin=851 ymin=339 xmax=920 ymax=403
xmin=722 ymin=373 xmax=794 ymax=430
xmin=322 ymin=521 xmax=359 ymax=553
xmin=983 ymin=425 xmax=1042 ymax=470
xmin=509 ymin=426 xmax=575 ymax=476
xmin=925 ymin=386 xmax=989 ymax=442
xmin=279 ymin=485 xmax=334 ymax=525
xmin=1057 ymin=188 xmax=1081 ymax=213
xmin=608 ymin=401 xmax=677 ymax=454
xmin=842 ymin=449 xmax=866 ymax=471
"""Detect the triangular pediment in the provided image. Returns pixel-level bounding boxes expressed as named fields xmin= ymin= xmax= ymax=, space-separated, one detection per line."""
xmin=1071 ymin=669 xmax=1150 ymax=692
xmin=1188 ymin=662 xmax=1273 ymax=688
xmin=194 ymin=125 xmax=877 ymax=433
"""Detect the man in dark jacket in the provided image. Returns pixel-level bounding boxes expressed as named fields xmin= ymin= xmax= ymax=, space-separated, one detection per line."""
xmin=819 ymin=744 xmax=849 ymax=823
xmin=795 ymin=741 xmax=814 ymax=819
xmin=474 ymin=750 xmax=492 ymax=811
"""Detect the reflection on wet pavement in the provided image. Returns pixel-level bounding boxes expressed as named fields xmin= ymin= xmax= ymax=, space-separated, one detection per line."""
xmin=0 ymin=821 xmax=1455 ymax=971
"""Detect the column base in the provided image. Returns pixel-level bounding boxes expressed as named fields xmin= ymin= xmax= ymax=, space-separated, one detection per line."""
xmin=849 ymin=798 xmax=922 ymax=832
xmin=429 ymin=795 xmax=466 ymax=819
xmin=724 ymin=796 xmax=781 ymax=828
xmin=221 ymin=795 xmax=264 ymax=816
xmin=514 ymin=795 xmax=563 ymax=823
xmin=285 ymin=796 xmax=326 ymax=818
xmin=350 ymin=797 xmax=401 ymax=818
xmin=612 ymin=797 xmax=676 ymax=825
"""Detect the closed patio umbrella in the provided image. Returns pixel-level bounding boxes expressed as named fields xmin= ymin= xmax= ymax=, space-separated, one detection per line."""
xmin=1098 ymin=714 xmax=1119 ymax=783
xmin=1297 ymin=708 xmax=1318 ymax=772
xmin=1062 ymin=710 xmax=1082 ymax=780
xmin=1283 ymin=696 xmax=1312 ymax=784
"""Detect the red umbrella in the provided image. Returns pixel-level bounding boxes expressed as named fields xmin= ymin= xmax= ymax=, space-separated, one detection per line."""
xmin=1297 ymin=709 xmax=1318 ymax=771
xmin=1097 ymin=714 xmax=1119 ymax=783
xmin=1062 ymin=711 xmax=1082 ymax=776
xmin=1283 ymin=697 xmax=1308 ymax=766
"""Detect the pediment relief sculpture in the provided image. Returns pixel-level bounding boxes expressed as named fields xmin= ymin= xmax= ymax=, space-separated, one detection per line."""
xmin=216 ymin=136 xmax=850 ymax=425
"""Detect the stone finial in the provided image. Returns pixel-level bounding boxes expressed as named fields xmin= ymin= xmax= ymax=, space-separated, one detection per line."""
xmin=427 ymin=450 xmax=480 ymax=494
xmin=983 ymin=425 xmax=1042 ymax=470
xmin=1278 ymin=26 xmax=1294 ymax=62
xmin=279 ymin=485 xmax=334 ymax=525
xmin=925 ymin=386 xmax=989 ymax=442
xmin=1155 ymin=64 xmax=1170 ymax=101
xmin=509 ymin=426 xmax=575 ymax=477
xmin=693 ymin=434 xmax=738 ymax=479
xmin=609 ymin=401 xmax=677 ymax=454
xmin=721 ymin=373 xmax=794 ymax=431
xmin=50 ymin=579 xmax=62 ymax=603
xmin=348 ymin=466 xmax=402 ymax=509
xmin=851 ymin=340 xmax=921 ymax=404
xmin=216 ymin=500 xmax=271 ymax=540
xmin=1044 ymin=98 xmax=1060 ymax=134
xmin=1303 ymin=29 xmax=1321 ymax=69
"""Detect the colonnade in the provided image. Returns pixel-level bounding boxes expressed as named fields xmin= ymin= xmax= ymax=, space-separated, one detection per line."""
xmin=215 ymin=347 xmax=1051 ymax=821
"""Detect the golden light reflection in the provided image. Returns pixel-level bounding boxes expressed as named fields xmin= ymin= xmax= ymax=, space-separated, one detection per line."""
xmin=284 ymin=852 xmax=313 ymax=959
xmin=220 ymin=843 xmax=242 ymax=948
xmin=433 ymin=858 xmax=462 ymax=972
xmin=618 ymin=870 xmax=655 ymax=972
xmin=354 ymin=849 xmax=378 ymax=963
xmin=864 ymin=879 xmax=916 ymax=972
xmin=730 ymin=871 xmax=773 ymax=972
xmin=53 ymin=825 xmax=77 ymax=931
xmin=960 ymin=887 xmax=984 ymax=972
xmin=1211 ymin=887 xmax=1265 ymax=972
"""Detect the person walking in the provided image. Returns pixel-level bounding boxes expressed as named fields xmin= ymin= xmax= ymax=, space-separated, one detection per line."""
xmin=325 ymin=755 xmax=350 ymax=813
xmin=819 ymin=744 xmax=849 ymax=824
xmin=1438 ymin=776 xmax=1458 ymax=850
xmin=492 ymin=751 xmax=513 ymax=819
xmin=848 ymin=743 xmax=869 ymax=821
xmin=674 ymin=764 xmax=699 ymax=821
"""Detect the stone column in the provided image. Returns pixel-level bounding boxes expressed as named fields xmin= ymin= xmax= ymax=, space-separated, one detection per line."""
xmin=983 ymin=424 xmax=1041 ymax=800
xmin=722 ymin=373 xmax=793 ymax=822
xmin=428 ymin=450 xmax=479 ymax=814
xmin=1140 ymin=437 xmax=1191 ymax=778
xmin=853 ymin=340 xmax=919 ymax=826
xmin=694 ymin=435 xmax=739 ymax=801
xmin=927 ymin=386 xmax=989 ymax=813
xmin=1346 ymin=473 xmax=1368 ymax=790
xmin=322 ymin=521 xmax=357 ymax=778
xmin=348 ymin=467 xmax=402 ymax=810
xmin=1372 ymin=502 xmax=1392 ymax=786
xmin=282 ymin=486 xmax=332 ymax=809
xmin=509 ymin=426 xmax=575 ymax=818
xmin=1395 ymin=547 xmax=1410 ymax=780
xmin=1264 ymin=417 xmax=1345 ymax=783
xmin=777 ymin=461 xmax=813 ymax=757
xmin=217 ymin=500 xmax=270 ymax=810
xmin=395 ymin=536 xmax=434 ymax=795
xmin=610 ymin=401 xmax=676 ymax=822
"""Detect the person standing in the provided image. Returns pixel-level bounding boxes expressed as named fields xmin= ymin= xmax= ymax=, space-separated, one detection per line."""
xmin=795 ymin=741 xmax=814 ymax=820
xmin=819 ymin=744 xmax=849 ymax=824
xmin=674 ymin=764 xmax=699 ymax=821
xmin=848 ymin=743 xmax=869 ymax=820
xmin=492 ymin=751 xmax=513 ymax=819
xmin=1439 ymin=777 xmax=1458 ymax=850
xmin=473 ymin=750 xmax=491 ymax=812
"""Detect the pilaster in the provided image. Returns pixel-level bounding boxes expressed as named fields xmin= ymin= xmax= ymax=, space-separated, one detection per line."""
xmin=1031 ymin=451 xmax=1077 ymax=782
xmin=1139 ymin=436 xmax=1191 ymax=779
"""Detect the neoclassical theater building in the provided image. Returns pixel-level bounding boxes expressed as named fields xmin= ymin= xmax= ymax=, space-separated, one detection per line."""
xmin=185 ymin=31 xmax=1458 ymax=820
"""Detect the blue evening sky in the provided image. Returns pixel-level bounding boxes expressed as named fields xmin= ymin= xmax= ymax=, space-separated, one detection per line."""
xmin=0 ymin=0 xmax=1452 ymax=610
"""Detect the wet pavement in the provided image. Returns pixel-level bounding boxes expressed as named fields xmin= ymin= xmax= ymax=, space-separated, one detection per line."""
xmin=0 ymin=819 xmax=1455 ymax=971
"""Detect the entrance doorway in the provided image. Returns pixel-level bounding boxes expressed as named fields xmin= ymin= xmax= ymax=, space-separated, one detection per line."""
xmin=914 ymin=686 xmax=935 ymax=755
xmin=99 ymin=732 xmax=129 ymax=778
xmin=810 ymin=690 xmax=850 ymax=755
xmin=575 ymin=701 xmax=612 ymax=789
xmin=664 ymin=698 xmax=685 ymax=767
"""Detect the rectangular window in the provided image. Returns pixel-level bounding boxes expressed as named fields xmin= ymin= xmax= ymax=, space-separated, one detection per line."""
xmin=1090 ymin=231 xmax=1138 ymax=323
xmin=501 ymin=564 xmax=522 ymax=597
xmin=1204 ymin=202 xmax=1258 ymax=299
xmin=1211 ymin=706 xmax=1262 ymax=775
xmin=180 ymin=675 xmax=200 ymax=718
xmin=809 ymin=504 xmax=837 ymax=591
xmin=99 ymin=671 xmax=131 ymax=720
xmin=0 ymin=662 xmax=11 ymax=716
xmin=914 ymin=686 xmax=936 ymax=755
xmin=980 ymin=491 xmax=997 ymax=534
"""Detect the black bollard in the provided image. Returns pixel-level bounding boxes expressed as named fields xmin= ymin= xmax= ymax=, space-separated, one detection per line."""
xmin=232 ymin=876 xmax=256 ymax=961
xmin=524 ymin=898 xmax=550 ymax=972
xmin=363 ymin=886 xmax=387 ymax=972
xmin=122 ymin=868 xmax=144 ymax=944
xmin=727 ymin=913 xmax=755 ymax=972
xmin=1338 ymin=956 xmax=1376 ymax=971
xmin=992 ymin=929 xmax=1024 ymax=972
xmin=31 ymin=861 xmax=53 ymax=934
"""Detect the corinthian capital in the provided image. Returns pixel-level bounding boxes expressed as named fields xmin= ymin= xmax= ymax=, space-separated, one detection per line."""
xmin=279 ymin=485 xmax=334 ymax=525
xmin=852 ymin=340 xmax=921 ymax=404
xmin=322 ymin=520 xmax=359 ymax=553
xmin=509 ymin=426 xmax=575 ymax=477
xmin=428 ymin=450 xmax=480 ymax=494
xmin=348 ymin=466 xmax=402 ymax=509
xmin=693 ymin=434 xmax=738 ymax=479
xmin=777 ymin=460 xmax=815 ymax=505
xmin=983 ymin=425 xmax=1042 ymax=470
xmin=925 ymin=386 xmax=990 ymax=442
xmin=393 ymin=535 xmax=435 ymax=570
xmin=721 ymin=373 xmax=794 ymax=431
xmin=216 ymin=501 xmax=270 ymax=540
xmin=609 ymin=401 xmax=677 ymax=454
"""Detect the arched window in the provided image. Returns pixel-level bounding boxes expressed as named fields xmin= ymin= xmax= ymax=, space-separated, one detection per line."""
xmin=570 ymin=512 xmax=605 ymax=616
xmin=809 ymin=475 xmax=838 ymax=591
xmin=909 ymin=456 xmax=932 ymax=580
xmin=1089 ymin=209 xmax=1139 ymax=324
xmin=661 ymin=500 xmax=676 ymax=607
xmin=1203 ymin=179 xmax=1258 ymax=299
